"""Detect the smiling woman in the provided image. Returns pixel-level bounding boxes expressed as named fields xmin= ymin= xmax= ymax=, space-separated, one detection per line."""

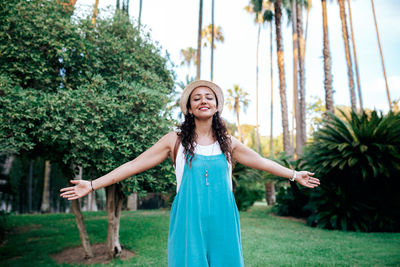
xmin=60 ymin=80 xmax=320 ymax=267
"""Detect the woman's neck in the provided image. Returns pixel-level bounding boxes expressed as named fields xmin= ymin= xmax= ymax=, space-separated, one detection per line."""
xmin=194 ymin=118 xmax=214 ymax=144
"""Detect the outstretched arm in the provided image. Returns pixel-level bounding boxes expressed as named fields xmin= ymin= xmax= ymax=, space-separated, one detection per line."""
xmin=60 ymin=132 xmax=177 ymax=200
xmin=230 ymin=136 xmax=320 ymax=188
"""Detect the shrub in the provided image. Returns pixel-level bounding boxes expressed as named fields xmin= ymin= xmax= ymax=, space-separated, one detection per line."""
xmin=304 ymin=109 xmax=400 ymax=232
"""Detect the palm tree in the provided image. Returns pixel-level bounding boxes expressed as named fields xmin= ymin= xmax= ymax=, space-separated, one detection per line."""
xmin=338 ymin=0 xmax=356 ymax=111
xmin=346 ymin=0 xmax=363 ymax=111
xmin=138 ymin=0 xmax=143 ymax=29
xmin=289 ymin=0 xmax=300 ymax=156
xmin=226 ymin=85 xmax=250 ymax=142
xmin=91 ymin=0 xmax=100 ymax=25
xmin=196 ymin=0 xmax=203 ymax=80
xmin=296 ymin=0 xmax=307 ymax=151
xmin=262 ymin=9 xmax=275 ymax=157
xmin=180 ymin=47 xmax=198 ymax=76
xmin=201 ymin=23 xmax=225 ymax=81
xmin=245 ymin=0 xmax=264 ymax=153
xmin=211 ymin=0 xmax=215 ymax=81
xmin=322 ymin=0 xmax=334 ymax=113
xmin=274 ymin=0 xmax=293 ymax=155
xmin=370 ymin=0 xmax=392 ymax=110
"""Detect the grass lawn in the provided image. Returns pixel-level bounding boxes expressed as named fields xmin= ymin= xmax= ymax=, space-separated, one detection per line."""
xmin=1 ymin=203 xmax=400 ymax=266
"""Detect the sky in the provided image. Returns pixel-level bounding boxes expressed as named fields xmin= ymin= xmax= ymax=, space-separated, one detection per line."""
xmin=75 ymin=0 xmax=400 ymax=137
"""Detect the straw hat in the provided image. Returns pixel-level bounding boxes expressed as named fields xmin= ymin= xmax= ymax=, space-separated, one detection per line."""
xmin=180 ymin=80 xmax=224 ymax=116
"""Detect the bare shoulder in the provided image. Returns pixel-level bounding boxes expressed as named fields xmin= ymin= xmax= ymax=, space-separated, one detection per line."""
xmin=229 ymin=135 xmax=241 ymax=150
xmin=162 ymin=131 xmax=179 ymax=152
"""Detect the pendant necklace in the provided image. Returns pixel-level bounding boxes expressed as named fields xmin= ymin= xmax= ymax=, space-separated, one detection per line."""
xmin=200 ymin=142 xmax=215 ymax=186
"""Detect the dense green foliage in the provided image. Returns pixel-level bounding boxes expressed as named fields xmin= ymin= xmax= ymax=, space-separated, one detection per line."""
xmin=233 ymin=163 xmax=264 ymax=211
xmin=305 ymin=110 xmax=400 ymax=232
xmin=0 ymin=0 xmax=177 ymax=210
xmin=1 ymin=206 xmax=400 ymax=266
xmin=276 ymin=110 xmax=400 ymax=232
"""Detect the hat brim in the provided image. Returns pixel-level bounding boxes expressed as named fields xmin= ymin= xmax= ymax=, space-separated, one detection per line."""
xmin=179 ymin=80 xmax=224 ymax=116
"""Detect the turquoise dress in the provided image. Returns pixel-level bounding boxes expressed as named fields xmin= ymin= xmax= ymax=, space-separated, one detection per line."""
xmin=168 ymin=151 xmax=245 ymax=267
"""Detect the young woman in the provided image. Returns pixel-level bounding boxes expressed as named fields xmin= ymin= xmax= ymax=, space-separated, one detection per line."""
xmin=60 ymin=80 xmax=320 ymax=266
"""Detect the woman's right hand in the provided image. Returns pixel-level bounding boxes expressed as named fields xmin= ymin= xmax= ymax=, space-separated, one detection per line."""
xmin=60 ymin=180 xmax=92 ymax=200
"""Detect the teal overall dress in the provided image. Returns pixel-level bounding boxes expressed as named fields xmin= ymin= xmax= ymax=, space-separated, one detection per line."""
xmin=168 ymin=143 xmax=245 ymax=267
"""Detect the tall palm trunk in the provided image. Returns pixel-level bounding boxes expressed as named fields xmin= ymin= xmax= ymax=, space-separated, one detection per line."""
xmin=297 ymin=2 xmax=306 ymax=148
xmin=338 ymin=0 xmax=357 ymax=111
xmin=291 ymin=0 xmax=301 ymax=157
xmin=269 ymin=22 xmax=274 ymax=157
xmin=346 ymin=0 xmax=363 ymax=112
xmin=138 ymin=0 xmax=143 ymax=29
xmin=196 ymin=0 xmax=203 ymax=80
xmin=256 ymin=23 xmax=261 ymax=153
xmin=322 ymin=0 xmax=334 ymax=113
xmin=210 ymin=0 xmax=215 ymax=81
xmin=266 ymin=22 xmax=276 ymax=205
xmin=274 ymin=0 xmax=292 ymax=154
xmin=371 ymin=0 xmax=392 ymax=110
xmin=91 ymin=0 xmax=100 ymax=25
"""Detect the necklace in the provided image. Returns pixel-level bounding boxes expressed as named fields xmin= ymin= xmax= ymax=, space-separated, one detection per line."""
xmin=199 ymin=142 xmax=215 ymax=186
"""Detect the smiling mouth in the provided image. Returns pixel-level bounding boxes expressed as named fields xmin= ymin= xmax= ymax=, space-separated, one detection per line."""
xmin=199 ymin=107 xmax=209 ymax=111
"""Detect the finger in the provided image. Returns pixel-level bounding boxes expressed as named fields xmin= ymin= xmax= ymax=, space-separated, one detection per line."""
xmin=70 ymin=180 xmax=79 ymax=184
xmin=307 ymin=172 xmax=315 ymax=176
xmin=309 ymin=178 xmax=320 ymax=184
xmin=62 ymin=194 xmax=76 ymax=199
xmin=68 ymin=196 xmax=80 ymax=200
xmin=60 ymin=186 xmax=75 ymax=192
xmin=61 ymin=192 xmax=76 ymax=197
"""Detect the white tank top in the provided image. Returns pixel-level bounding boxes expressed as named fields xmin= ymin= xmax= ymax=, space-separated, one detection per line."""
xmin=174 ymin=141 xmax=233 ymax=193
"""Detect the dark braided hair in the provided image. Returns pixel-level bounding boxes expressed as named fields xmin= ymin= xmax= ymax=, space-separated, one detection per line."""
xmin=178 ymin=111 xmax=232 ymax=166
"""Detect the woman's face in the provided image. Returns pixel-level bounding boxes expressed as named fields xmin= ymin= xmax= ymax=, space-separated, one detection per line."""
xmin=188 ymin=86 xmax=218 ymax=120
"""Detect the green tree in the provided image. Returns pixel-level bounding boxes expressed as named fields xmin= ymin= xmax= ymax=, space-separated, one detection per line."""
xmin=0 ymin=1 xmax=175 ymax=258
xmin=226 ymin=85 xmax=250 ymax=142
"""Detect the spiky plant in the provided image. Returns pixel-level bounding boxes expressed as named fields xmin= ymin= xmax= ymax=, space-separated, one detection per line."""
xmin=304 ymin=109 xmax=400 ymax=232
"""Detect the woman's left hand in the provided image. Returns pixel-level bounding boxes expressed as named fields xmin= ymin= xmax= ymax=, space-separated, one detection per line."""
xmin=295 ymin=171 xmax=320 ymax=188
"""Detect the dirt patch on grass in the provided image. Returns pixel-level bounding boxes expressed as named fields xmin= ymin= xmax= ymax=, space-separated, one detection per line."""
xmin=50 ymin=243 xmax=135 ymax=265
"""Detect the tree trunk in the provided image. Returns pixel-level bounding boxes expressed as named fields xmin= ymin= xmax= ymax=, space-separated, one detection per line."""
xmin=274 ymin=0 xmax=293 ymax=155
xmin=269 ymin=22 xmax=274 ymax=157
xmin=370 ymin=0 xmax=392 ymax=110
xmin=71 ymin=200 xmax=94 ymax=258
xmin=138 ymin=0 xmax=143 ymax=29
xmin=106 ymin=184 xmax=125 ymax=258
xmin=297 ymin=2 xmax=306 ymax=148
xmin=41 ymin=160 xmax=51 ymax=213
xmin=346 ymin=0 xmax=363 ymax=112
xmin=322 ymin=0 xmax=334 ymax=113
xmin=28 ymin=159 xmax=33 ymax=213
xmin=210 ymin=0 xmax=215 ymax=81
xmin=127 ymin=192 xmax=137 ymax=211
xmin=256 ymin=23 xmax=261 ymax=153
xmin=338 ymin=0 xmax=357 ymax=111
xmin=264 ymin=182 xmax=276 ymax=205
xmin=70 ymin=164 xmax=93 ymax=258
xmin=91 ymin=0 xmax=100 ymax=25
xmin=291 ymin=0 xmax=301 ymax=158
xmin=196 ymin=0 xmax=203 ymax=80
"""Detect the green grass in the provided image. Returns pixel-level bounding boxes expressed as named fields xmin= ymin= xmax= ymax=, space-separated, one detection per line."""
xmin=2 ymin=204 xmax=400 ymax=266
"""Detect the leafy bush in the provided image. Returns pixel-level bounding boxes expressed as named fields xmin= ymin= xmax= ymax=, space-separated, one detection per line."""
xmin=272 ymin=155 xmax=311 ymax=218
xmin=233 ymin=163 xmax=264 ymax=211
xmin=304 ymin=109 xmax=400 ymax=232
